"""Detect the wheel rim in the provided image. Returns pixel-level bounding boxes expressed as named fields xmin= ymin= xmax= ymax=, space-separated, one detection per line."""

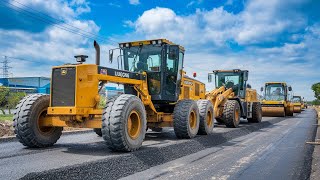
xmin=37 ymin=109 xmax=54 ymax=135
xmin=207 ymin=110 xmax=213 ymax=127
xmin=189 ymin=110 xmax=197 ymax=130
xmin=235 ymin=108 xmax=240 ymax=122
xmin=127 ymin=110 xmax=141 ymax=140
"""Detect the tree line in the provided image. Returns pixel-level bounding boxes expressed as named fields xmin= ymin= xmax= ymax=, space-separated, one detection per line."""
xmin=0 ymin=86 xmax=26 ymax=114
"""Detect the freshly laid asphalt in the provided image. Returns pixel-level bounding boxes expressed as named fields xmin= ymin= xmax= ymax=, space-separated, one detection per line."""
xmin=0 ymin=109 xmax=316 ymax=180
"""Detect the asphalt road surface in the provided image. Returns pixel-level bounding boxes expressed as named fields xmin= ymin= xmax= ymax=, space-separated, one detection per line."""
xmin=0 ymin=109 xmax=316 ymax=180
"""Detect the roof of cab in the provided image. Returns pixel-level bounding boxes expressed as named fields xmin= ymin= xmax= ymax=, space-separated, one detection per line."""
xmin=118 ymin=39 xmax=185 ymax=51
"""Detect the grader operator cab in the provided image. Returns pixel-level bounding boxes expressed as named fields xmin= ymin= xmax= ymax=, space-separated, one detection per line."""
xmin=13 ymin=39 xmax=215 ymax=152
xmin=206 ymin=70 xmax=262 ymax=128
xmin=260 ymin=82 xmax=294 ymax=117
xmin=292 ymin=95 xmax=302 ymax=113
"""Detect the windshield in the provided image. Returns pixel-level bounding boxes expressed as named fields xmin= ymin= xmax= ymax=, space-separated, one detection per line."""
xmin=292 ymin=96 xmax=301 ymax=103
xmin=123 ymin=45 xmax=162 ymax=72
xmin=215 ymin=73 xmax=240 ymax=89
xmin=265 ymin=84 xmax=285 ymax=101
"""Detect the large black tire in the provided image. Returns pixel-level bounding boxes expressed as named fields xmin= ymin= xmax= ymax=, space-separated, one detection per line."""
xmin=94 ymin=128 xmax=102 ymax=137
xmin=197 ymin=100 xmax=214 ymax=135
xmin=102 ymin=94 xmax=146 ymax=152
xmin=13 ymin=94 xmax=63 ymax=148
xmin=173 ymin=100 xmax=199 ymax=139
xmin=247 ymin=102 xmax=262 ymax=123
xmin=223 ymin=100 xmax=241 ymax=128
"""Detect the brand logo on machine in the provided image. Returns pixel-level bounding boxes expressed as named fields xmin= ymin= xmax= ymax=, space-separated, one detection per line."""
xmin=115 ymin=71 xmax=130 ymax=78
xmin=184 ymin=80 xmax=193 ymax=86
xmin=61 ymin=68 xmax=67 ymax=75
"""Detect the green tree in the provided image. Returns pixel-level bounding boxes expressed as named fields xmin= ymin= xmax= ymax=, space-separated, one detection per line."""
xmin=7 ymin=92 xmax=26 ymax=114
xmin=312 ymin=82 xmax=320 ymax=100
xmin=0 ymin=86 xmax=10 ymax=114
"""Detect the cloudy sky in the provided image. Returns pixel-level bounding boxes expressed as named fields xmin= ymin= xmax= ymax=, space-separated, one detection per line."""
xmin=0 ymin=0 xmax=319 ymax=100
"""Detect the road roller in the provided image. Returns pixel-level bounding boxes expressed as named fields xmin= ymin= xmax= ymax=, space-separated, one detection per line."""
xmin=292 ymin=96 xmax=302 ymax=113
xmin=260 ymin=82 xmax=294 ymax=117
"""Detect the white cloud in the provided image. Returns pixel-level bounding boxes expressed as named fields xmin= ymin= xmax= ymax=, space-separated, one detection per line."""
xmin=129 ymin=0 xmax=140 ymax=5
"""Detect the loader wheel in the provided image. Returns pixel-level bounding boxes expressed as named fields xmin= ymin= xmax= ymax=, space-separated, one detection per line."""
xmin=13 ymin=94 xmax=63 ymax=148
xmin=197 ymin=100 xmax=214 ymax=135
xmin=102 ymin=94 xmax=146 ymax=152
xmin=247 ymin=102 xmax=262 ymax=123
xmin=94 ymin=128 xmax=102 ymax=137
xmin=223 ymin=100 xmax=241 ymax=128
xmin=173 ymin=100 xmax=199 ymax=139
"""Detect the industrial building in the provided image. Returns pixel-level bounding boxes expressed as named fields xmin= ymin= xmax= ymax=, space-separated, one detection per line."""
xmin=0 ymin=77 xmax=50 ymax=93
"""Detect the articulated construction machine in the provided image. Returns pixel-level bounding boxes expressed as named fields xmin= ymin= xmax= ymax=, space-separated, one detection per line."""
xmin=260 ymin=82 xmax=294 ymax=117
xmin=206 ymin=70 xmax=262 ymax=128
xmin=13 ymin=39 xmax=217 ymax=152
xmin=292 ymin=95 xmax=302 ymax=113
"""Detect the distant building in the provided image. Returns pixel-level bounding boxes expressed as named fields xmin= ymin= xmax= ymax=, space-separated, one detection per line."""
xmin=0 ymin=77 xmax=124 ymax=97
xmin=0 ymin=77 xmax=50 ymax=94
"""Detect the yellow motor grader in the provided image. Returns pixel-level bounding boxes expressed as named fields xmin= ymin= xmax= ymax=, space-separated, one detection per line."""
xmin=13 ymin=39 xmax=215 ymax=152
xmin=292 ymin=95 xmax=302 ymax=113
xmin=206 ymin=70 xmax=262 ymax=128
xmin=260 ymin=82 xmax=294 ymax=117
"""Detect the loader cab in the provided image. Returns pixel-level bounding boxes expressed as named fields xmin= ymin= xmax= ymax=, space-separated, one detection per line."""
xmin=118 ymin=39 xmax=184 ymax=103
xmin=263 ymin=83 xmax=290 ymax=101
xmin=213 ymin=69 xmax=248 ymax=99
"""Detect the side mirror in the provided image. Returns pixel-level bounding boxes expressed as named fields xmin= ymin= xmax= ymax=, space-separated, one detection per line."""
xmin=260 ymin=87 xmax=264 ymax=92
xmin=168 ymin=45 xmax=179 ymax=60
xmin=288 ymin=86 xmax=292 ymax=91
xmin=109 ymin=49 xmax=114 ymax=63
xmin=208 ymin=74 xmax=212 ymax=83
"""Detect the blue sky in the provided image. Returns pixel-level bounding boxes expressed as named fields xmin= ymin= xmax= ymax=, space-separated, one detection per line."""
xmin=0 ymin=0 xmax=319 ymax=100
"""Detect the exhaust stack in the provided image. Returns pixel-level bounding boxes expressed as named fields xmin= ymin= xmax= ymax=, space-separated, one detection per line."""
xmin=94 ymin=40 xmax=100 ymax=65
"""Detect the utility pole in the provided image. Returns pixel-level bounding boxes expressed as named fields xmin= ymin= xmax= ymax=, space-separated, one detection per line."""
xmin=0 ymin=56 xmax=12 ymax=78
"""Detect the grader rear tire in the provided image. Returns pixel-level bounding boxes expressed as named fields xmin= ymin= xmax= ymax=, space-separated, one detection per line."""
xmin=94 ymin=128 xmax=102 ymax=137
xmin=102 ymin=94 xmax=146 ymax=152
xmin=223 ymin=100 xmax=241 ymax=128
xmin=13 ymin=94 xmax=63 ymax=148
xmin=197 ymin=100 xmax=214 ymax=135
xmin=173 ymin=100 xmax=199 ymax=139
xmin=247 ymin=102 xmax=262 ymax=123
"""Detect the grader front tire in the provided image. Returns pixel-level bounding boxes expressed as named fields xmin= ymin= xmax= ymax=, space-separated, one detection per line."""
xmin=102 ymin=94 xmax=146 ymax=152
xmin=223 ymin=100 xmax=241 ymax=128
xmin=197 ymin=100 xmax=214 ymax=135
xmin=13 ymin=94 xmax=63 ymax=148
xmin=173 ymin=100 xmax=200 ymax=139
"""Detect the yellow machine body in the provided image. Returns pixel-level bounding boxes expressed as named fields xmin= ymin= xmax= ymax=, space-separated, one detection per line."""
xmin=292 ymin=95 xmax=302 ymax=113
xmin=206 ymin=69 xmax=260 ymax=120
xmin=44 ymin=39 xmax=205 ymax=129
xmin=261 ymin=82 xmax=294 ymax=117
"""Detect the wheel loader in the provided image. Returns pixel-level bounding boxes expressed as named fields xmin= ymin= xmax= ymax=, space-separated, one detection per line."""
xmin=13 ymin=39 xmax=215 ymax=152
xmin=260 ymin=82 xmax=294 ymax=117
xmin=206 ymin=70 xmax=262 ymax=128
xmin=292 ymin=95 xmax=302 ymax=113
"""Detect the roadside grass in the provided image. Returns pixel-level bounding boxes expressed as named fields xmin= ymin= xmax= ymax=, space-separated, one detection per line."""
xmin=0 ymin=114 xmax=13 ymax=122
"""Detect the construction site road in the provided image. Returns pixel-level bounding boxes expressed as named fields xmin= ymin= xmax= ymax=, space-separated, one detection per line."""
xmin=0 ymin=109 xmax=316 ymax=180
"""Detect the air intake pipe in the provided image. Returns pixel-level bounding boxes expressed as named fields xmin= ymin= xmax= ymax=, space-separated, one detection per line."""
xmin=94 ymin=40 xmax=100 ymax=65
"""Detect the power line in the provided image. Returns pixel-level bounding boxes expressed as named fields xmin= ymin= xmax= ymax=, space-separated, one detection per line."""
xmin=0 ymin=0 xmax=118 ymax=44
